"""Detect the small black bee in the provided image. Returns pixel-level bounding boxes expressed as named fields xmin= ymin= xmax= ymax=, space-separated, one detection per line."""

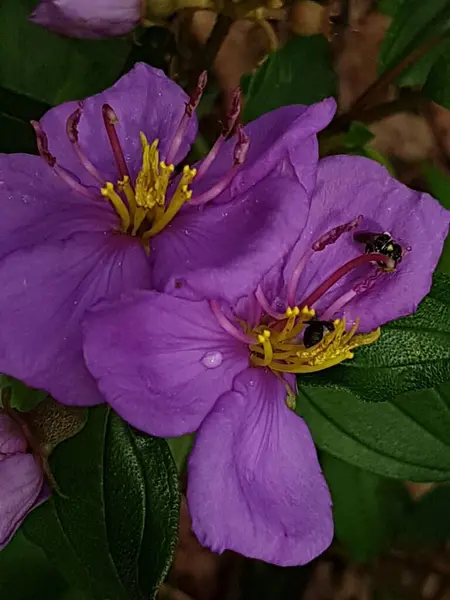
xmin=303 ymin=320 xmax=335 ymax=348
xmin=354 ymin=231 xmax=403 ymax=269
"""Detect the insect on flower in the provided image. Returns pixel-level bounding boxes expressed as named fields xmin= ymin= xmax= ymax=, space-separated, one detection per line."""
xmin=0 ymin=63 xmax=335 ymax=407
xmin=83 ymin=154 xmax=450 ymax=565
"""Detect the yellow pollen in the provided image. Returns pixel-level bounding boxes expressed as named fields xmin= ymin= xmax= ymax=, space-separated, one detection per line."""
xmin=249 ymin=308 xmax=380 ymax=374
xmin=99 ymin=132 xmax=196 ymax=241
xmin=101 ymin=182 xmax=130 ymax=232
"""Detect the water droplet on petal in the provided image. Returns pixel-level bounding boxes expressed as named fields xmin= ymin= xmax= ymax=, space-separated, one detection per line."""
xmin=201 ymin=351 xmax=224 ymax=369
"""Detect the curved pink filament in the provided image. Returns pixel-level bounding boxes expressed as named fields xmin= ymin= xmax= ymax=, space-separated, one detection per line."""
xmin=286 ymin=249 xmax=313 ymax=306
xmin=66 ymin=106 xmax=105 ymax=184
xmin=255 ymin=286 xmax=286 ymax=320
xmin=210 ymin=300 xmax=255 ymax=344
xmin=165 ymin=71 xmax=207 ymax=166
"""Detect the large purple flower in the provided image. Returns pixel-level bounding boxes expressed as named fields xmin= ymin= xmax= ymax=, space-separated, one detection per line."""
xmin=0 ymin=412 xmax=49 ymax=550
xmin=30 ymin=0 xmax=141 ymax=39
xmin=83 ymin=155 xmax=449 ymax=565
xmin=0 ymin=63 xmax=335 ymax=407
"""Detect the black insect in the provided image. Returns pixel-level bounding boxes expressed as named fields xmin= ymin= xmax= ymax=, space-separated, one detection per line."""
xmin=303 ymin=320 xmax=335 ymax=348
xmin=354 ymin=231 xmax=403 ymax=269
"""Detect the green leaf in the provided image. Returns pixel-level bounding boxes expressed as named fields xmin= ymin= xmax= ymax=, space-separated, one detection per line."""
xmin=377 ymin=0 xmax=406 ymax=17
xmin=422 ymin=161 xmax=450 ymax=274
xmin=343 ymin=121 xmax=375 ymax=149
xmin=243 ymin=35 xmax=336 ymax=123
xmin=0 ymin=0 xmax=131 ymax=105
xmin=299 ymin=272 xmax=450 ymax=402
xmin=321 ymin=453 xmax=411 ymax=561
xmin=24 ymin=406 xmax=180 ymax=600
xmin=424 ymin=47 xmax=450 ymax=108
xmin=297 ymin=381 xmax=450 ymax=481
xmin=397 ymin=39 xmax=450 ymax=87
xmin=166 ymin=434 xmax=194 ymax=472
xmin=0 ymin=532 xmax=69 ymax=600
xmin=0 ymin=377 xmax=46 ymax=411
xmin=399 ymin=485 xmax=450 ymax=546
xmin=378 ymin=0 xmax=450 ymax=81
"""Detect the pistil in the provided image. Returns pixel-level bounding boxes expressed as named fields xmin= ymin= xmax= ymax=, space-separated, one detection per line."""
xmin=102 ymin=104 xmax=131 ymax=182
xmin=300 ymin=252 xmax=394 ymax=309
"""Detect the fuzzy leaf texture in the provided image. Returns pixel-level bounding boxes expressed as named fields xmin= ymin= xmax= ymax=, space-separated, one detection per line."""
xmin=0 ymin=0 xmax=131 ymax=105
xmin=23 ymin=406 xmax=180 ymax=600
xmin=242 ymin=34 xmax=336 ymax=122
xmin=298 ymin=272 xmax=450 ymax=402
xmin=297 ymin=381 xmax=450 ymax=481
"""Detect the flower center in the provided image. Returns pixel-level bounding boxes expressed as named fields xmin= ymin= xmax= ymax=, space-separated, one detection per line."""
xmin=100 ymin=127 xmax=196 ymax=240
xmin=31 ymin=73 xmax=249 ymax=248
xmin=248 ymin=306 xmax=379 ymax=373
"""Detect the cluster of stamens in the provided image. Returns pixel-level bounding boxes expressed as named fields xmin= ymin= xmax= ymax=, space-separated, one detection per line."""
xmin=249 ymin=307 xmax=379 ymax=373
xmin=211 ymin=215 xmax=406 ymax=402
xmin=32 ymin=72 xmax=248 ymax=248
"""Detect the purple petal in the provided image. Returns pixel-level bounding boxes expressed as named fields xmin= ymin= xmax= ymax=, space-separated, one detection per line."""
xmin=284 ymin=155 xmax=450 ymax=331
xmin=0 ymin=454 xmax=44 ymax=550
xmin=151 ymin=174 xmax=309 ymax=304
xmin=193 ymin=99 xmax=336 ymax=202
xmin=188 ymin=368 xmax=333 ymax=566
xmin=0 ymin=414 xmax=26 ymax=457
xmin=0 ymin=234 xmax=150 ymax=406
xmin=83 ymin=291 xmax=248 ymax=436
xmin=30 ymin=0 xmax=140 ymax=39
xmin=39 ymin=63 xmax=197 ymax=186
xmin=0 ymin=154 xmax=117 ymax=259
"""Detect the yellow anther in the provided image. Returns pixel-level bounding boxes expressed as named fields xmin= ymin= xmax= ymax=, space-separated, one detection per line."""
xmin=100 ymin=132 xmax=200 ymax=239
xmin=144 ymin=161 xmax=197 ymax=238
xmin=285 ymin=306 xmax=300 ymax=318
xmin=257 ymin=329 xmax=271 ymax=343
xmin=118 ymin=176 xmax=137 ymax=218
xmin=301 ymin=306 xmax=315 ymax=317
xmin=101 ymin=182 xmax=130 ymax=232
xmin=333 ymin=319 xmax=340 ymax=327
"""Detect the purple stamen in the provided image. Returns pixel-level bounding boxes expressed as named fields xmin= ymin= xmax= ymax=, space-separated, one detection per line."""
xmin=286 ymin=216 xmax=363 ymax=306
xmin=195 ymin=89 xmax=242 ymax=181
xmin=300 ymin=253 xmax=394 ymax=309
xmin=321 ymin=270 xmax=382 ymax=320
xmin=312 ymin=216 xmax=362 ymax=251
xmin=210 ymin=300 xmax=255 ymax=344
xmin=31 ymin=120 xmax=98 ymax=199
xmin=190 ymin=126 xmax=249 ymax=206
xmin=102 ymin=104 xmax=131 ymax=182
xmin=233 ymin=127 xmax=249 ymax=165
xmin=165 ymin=71 xmax=208 ymax=166
xmin=66 ymin=104 xmax=105 ymax=184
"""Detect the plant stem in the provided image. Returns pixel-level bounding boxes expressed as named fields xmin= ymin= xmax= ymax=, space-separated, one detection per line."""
xmin=189 ymin=13 xmax=233 ymax=91
xmin=323 ymin=89 xmax=425 ymax=138
xmin=348 ymin=35 xmax=444 ymax=117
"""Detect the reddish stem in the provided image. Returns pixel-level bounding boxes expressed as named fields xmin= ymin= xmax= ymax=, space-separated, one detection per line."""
xmin=300 ymin=253 xmax=393 ymax=308
xmin=102 ymin=104 xmax=130 ymax=181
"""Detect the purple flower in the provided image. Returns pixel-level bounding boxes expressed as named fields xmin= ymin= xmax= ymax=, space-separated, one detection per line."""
xmin=0 ymin=412 xmax=49 ymax=550
xmin=30 ymin=0 xmax=141 ymax=39
xmin=0 ymin=63 xmax=335 ymax=407
xmin=82 ymin=154 xmax=449 ymax=565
